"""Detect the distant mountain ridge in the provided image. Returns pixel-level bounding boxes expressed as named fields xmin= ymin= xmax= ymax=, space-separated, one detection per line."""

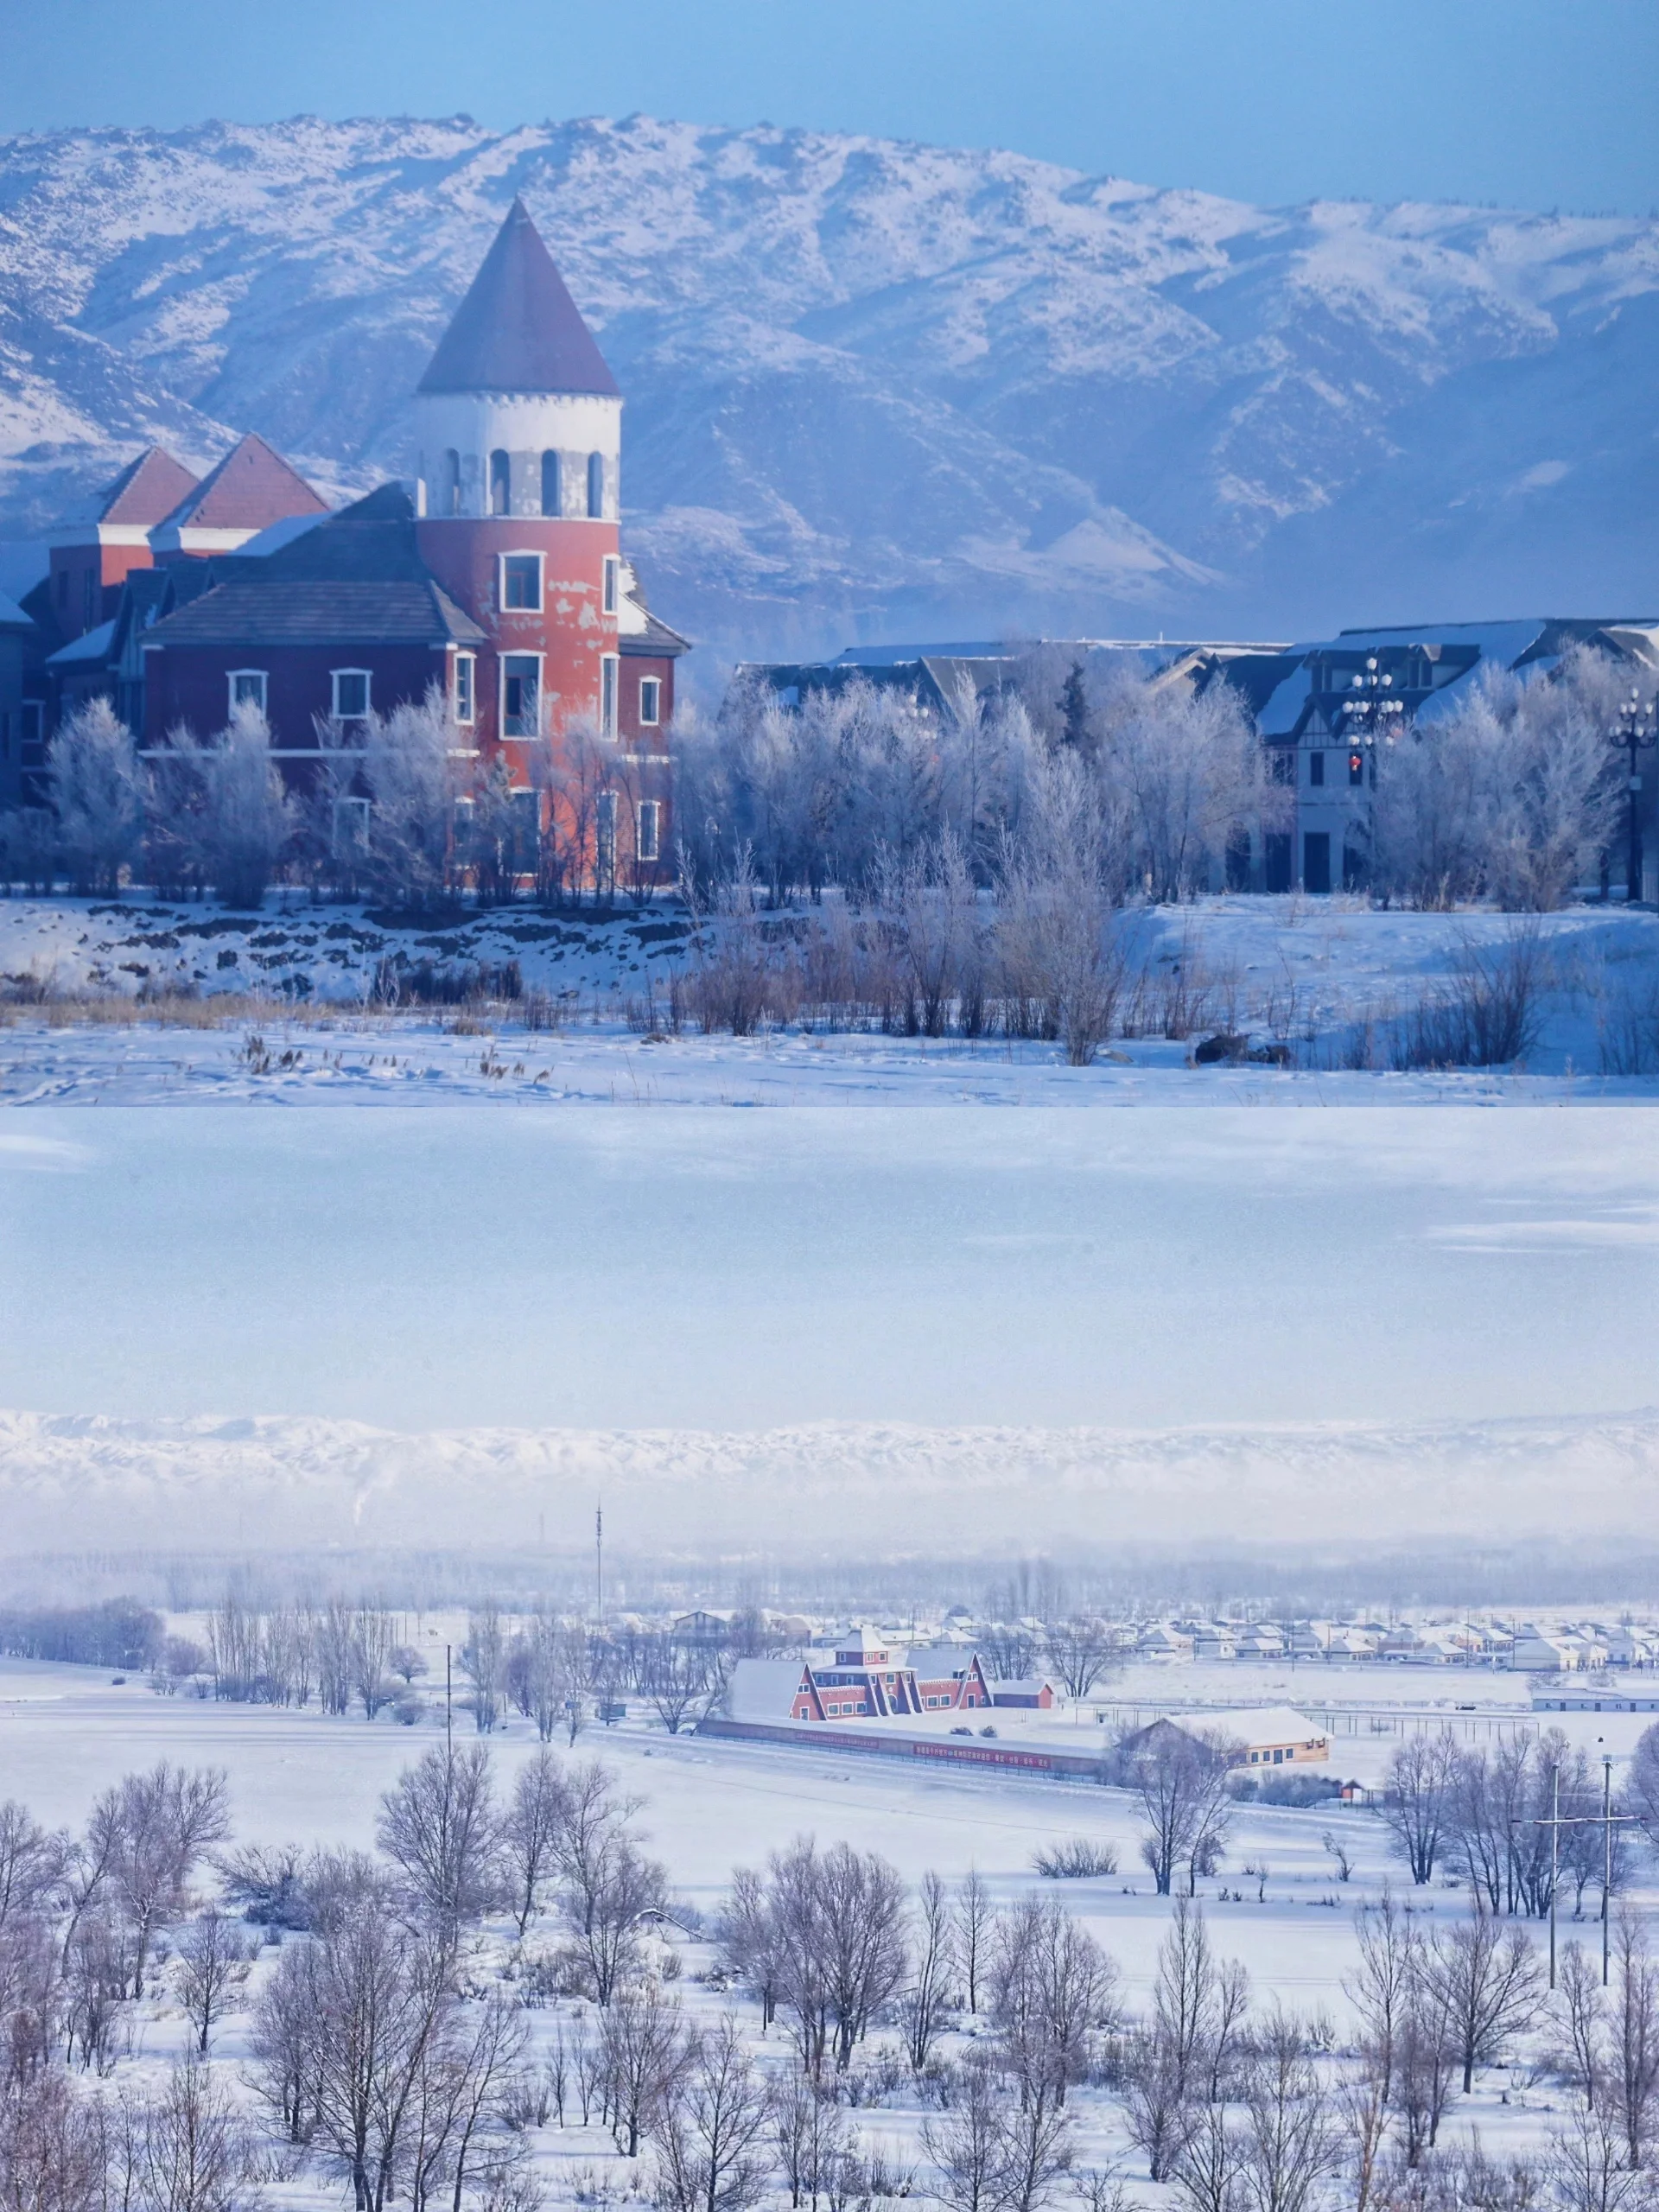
xmin=1 ymin=1404 xmax=1655 ymax=1561
xmin=1 ymin=115 xmax=1656 ymax=660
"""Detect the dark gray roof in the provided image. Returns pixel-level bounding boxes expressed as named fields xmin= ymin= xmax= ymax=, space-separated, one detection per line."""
xmin=418 ymin=198 xmax=620 ymax=399
xmin=145 ymin=484 xmax=486 ymax=650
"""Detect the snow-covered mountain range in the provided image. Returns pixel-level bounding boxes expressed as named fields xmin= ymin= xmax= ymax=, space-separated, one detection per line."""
xmin=1 ymin=1406 xmax=1656 ymax=1563
xmin=2 ymin=116 xmax=1656 ymax=660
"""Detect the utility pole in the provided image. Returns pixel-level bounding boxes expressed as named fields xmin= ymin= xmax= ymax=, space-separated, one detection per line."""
xmin=595 ymin=1503 xmax=604 ymax=1624
xmin=445 ymin=1643 xmax=453 ymax=1752
xmin=1534 ymin=1753 xmax=1634 ymax=1990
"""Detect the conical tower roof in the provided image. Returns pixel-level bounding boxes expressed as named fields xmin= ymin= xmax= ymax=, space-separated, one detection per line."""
xmin=418 ymin=198 xmax=620 ymax=399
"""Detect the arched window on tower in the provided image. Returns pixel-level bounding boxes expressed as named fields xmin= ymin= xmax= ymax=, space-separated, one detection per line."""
xmin=489 ymin=449 xmax=511 ymax=518
xmin=442 ymin=449 xmax=461 ymax=517
xmin=586 ymin=452 xmax=604 ymax=518
xmin=541 ymin=451 xmax=562 ymax=518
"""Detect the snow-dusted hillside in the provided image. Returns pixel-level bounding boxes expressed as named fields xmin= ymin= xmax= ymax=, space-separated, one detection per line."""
xmin=1 ymin=1405 xmax=1656 ymax=1560
xmin=2 ymin=117 xmax=1656 ymax=655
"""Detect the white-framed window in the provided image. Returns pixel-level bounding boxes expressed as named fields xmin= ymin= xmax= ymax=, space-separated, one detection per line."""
xmin=331 ymin=668 xmax=371 ymax=721
xmin=500 ymin=552 xmax=543 ymax=611
xmin=596 ymin=789 xmax=617 ymax=875
xmin=639 ymin=674 xmax=661 ymax=727
xmin=602 ymin=555 xmax=619 ymax=615
xmin=500 ymin=653 xmax=543 ymax=739
xmin=636 ymin=799 xmax=661 ymax=864
xmin=454 ymin=652 xmax=476 ymax=726
xmin=600 ymin=653 xmax=619 ymax=738
xmin=331 ymin=797 xmax=371 ymax=855
xmin=228 ymin=669 xmax=268 ymax=715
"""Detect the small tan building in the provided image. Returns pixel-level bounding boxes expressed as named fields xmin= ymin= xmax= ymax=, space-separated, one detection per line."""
xmin=1167 ymin=1705 xmax=1331 ymax=1766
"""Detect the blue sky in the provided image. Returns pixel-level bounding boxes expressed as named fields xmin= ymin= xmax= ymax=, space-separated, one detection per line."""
xmin=4 ymin=0 xmax=1655 ymax=214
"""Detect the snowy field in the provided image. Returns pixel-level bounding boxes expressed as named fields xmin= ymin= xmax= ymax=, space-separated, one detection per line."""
xmin=1 ymin=1643 xmax=1644 ymax=2210
xmin=2 ymin=1645 xmax=1643 ymax=2005
xmin=2 ymin=894 xmax=1657 ymax=1103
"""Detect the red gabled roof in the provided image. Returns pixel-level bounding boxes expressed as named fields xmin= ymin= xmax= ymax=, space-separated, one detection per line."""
xmin=99 ymin=447 xmax=200 ymax=526
xmin=162 ymin=433 xmax=327 ymax=531
xmin=418 ymin=196 xmax=620 ymax=399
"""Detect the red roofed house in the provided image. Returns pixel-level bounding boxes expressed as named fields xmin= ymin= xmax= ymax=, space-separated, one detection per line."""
xmin=124 ymin=199 xmax=684 ymax=885
xmin=728 ymin=1626 xmax=994 ymax=1726
xmin=46 ymin=447 xmax=200 ymax=645
xmin=148 ymin=433 xmax=327 ymax=564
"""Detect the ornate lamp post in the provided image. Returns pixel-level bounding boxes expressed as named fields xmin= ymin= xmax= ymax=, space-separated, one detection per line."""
xmin=1340 ymin=655 xmax=1408 ymax=779
xmin=1611 ymin=685 xmax=1658 ymax=903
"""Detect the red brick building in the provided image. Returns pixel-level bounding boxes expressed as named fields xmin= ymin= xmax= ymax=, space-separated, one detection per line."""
xmin=33 ymin=199 xmax=687 ymax=883
xmin=731 ymin=1626 xmax=995 ymax=1726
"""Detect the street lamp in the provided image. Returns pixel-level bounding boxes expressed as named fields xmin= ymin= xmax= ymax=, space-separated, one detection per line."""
xmin=1340 ymin=656 xmax=1408 ymax=783
xmin=1611 ymin=686 xmax=1658 ymax=903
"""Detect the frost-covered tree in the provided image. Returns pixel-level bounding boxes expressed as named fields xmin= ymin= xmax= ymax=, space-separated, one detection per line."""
xmin=48 ymin=696 xmax=145 ymax=895
xmin=359 ymin=686 xmax=464 ymax=913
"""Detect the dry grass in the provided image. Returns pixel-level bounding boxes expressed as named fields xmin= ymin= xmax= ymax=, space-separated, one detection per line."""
xmin=1 ymin=992 xmax=289 ymax=1030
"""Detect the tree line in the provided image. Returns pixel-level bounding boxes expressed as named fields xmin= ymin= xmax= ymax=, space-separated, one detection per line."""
xmin=9 ymin=1728 xmax=1659 ymax=2212
xmin=0 ymin=691 xmax=663 ymax=914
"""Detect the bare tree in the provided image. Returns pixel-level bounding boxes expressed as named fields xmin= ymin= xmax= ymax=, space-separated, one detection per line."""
xmin=1547 ymin=2101 xmax=1650 ymax=2212
xmin=1345 ymin=1894 xmax=1421 ymax=2107
xmin=247 ymin=1932 xmax=322 ymax=2144
xmin=502 ymin=1746 xmax=568 ymax=1939
xmin=904 ymin=1870 xmax=957 ymax=2071
xmin=352 ymin=1607 xmax=396 ymax=1722
xmin=99 ymin=1764 xmax=232 ymax=1999
xmin=1554 ymin=1942 xmax=1609 ymax=2115
xmin=174 ymin=1908 xmax=253 ymax=2054
xmin=989 ymin=1895 xmax=1117 ymax=2104
xmin=603 ymin=1978 xmax=692 ymax=2155
xmin=1610 ymin=1915 xmax=1659 ymax=2168
xmin=376 ymin=1744 xmax=502 ymax=1943
xmin=461 ymin=1606 xmax=506 ymax=1735
xmin=0 ymin=1801 xmax=66 ymax=1931
xmin=558 ymin=1835 xmax=665 ymax=2005
xmin=1041 ymin=1619 xmax=1119 ymax=1702
xmin=1629 ymin=1726 xmax=1659 ymax=1855
xmin=1236 ymin=2012 xmax=1340 ymax=2212
xmin=1421 ymin=1910 xmax=1542 ymax=2094
xmin=641 ymin=1632 xmax=718 ymax=1737
xmin=923 ymin=2059 xmax=1013 ymax=2212
xmin=1380 ymin=1734 xmax=1459 ymax=1887
xmin=1117 ymin=1726 xmax=1241 ymax=1897
xmin=772 ymin=2069 xmax=850 ymax=2212
xmin=130 ymin=2055 xmax=264 ymax=2212
xmin=652 ymin=2017 xmax=772 ymax=2212
xmin=816 ymin=1840 xmax=910 ymax=2070
xmin=956 ymin=1868 xmax=994 ymax=2018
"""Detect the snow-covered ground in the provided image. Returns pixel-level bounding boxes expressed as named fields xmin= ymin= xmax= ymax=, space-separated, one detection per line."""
xmin=2 ymin=894 xmax=1656 ymax=1103
xmin=1 ymin=1646 xmax=1640 ymax=2005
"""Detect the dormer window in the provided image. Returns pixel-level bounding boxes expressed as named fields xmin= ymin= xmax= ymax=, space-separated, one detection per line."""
xmin=501 ymin=553 xmax=543 ymax=611
xmin=331 ymin=669 xmax=371 ymax=721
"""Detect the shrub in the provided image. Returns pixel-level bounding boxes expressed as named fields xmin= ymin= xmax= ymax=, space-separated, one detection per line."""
xmin=1033 ymin=1838 xmax=1120 ymax=1878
